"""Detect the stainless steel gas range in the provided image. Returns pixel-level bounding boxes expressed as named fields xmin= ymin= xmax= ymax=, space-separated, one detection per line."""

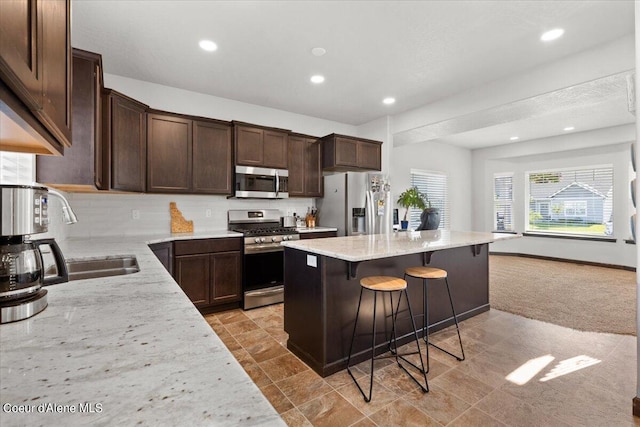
xmin=228 ymin=209 xmax=299 ymax=310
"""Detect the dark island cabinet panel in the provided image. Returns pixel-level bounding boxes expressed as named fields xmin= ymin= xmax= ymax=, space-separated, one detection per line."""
xmin=235 ymin=124 xmax=288 ymax=169
xmin=321 ymin=134 xmax=382 ymax=171
xmin=103 ymin=90 xmax=147 ymax=192
xmin=0 ymin=0 xmax=72 ymax=151
xmin=192 ymin=120 xmax=233 ymax=194
xmin=299 ymin=231 xmax=337 ymax=240
xmin=147 ymin=113 xmax=192 ymax=193
xmin=148 ymin=241 xmax=173 ymax=276
xmin=37 ymin=48 xmax=105 ymax=188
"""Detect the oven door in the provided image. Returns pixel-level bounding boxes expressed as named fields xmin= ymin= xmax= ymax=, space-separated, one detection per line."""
xmin=234 ymin=166 xmax=289 ymax=199
xmin=243 ymin=249 xmax=284 ymax=309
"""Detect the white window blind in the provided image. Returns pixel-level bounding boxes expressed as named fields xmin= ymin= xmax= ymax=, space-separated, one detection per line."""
xmin=410 ymin=169 xmax=448 ymax=230
xmin=526 ymin=166 xmax=613 ymax=237
xmin=494 ymin=174 xmax=513 ymax=232
xmin=0 ymin=152 xmax=35 ymax=184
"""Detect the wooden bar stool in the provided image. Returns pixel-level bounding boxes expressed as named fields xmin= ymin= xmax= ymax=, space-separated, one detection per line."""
xmin=404 ymin=266 xmax=465 ymax=372
xmin=346 ymin=275 xmax=428 ymax=402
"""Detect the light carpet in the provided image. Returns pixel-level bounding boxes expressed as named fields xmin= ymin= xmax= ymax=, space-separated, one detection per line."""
xmin=489 ymin=255 xmax=636 ymax=336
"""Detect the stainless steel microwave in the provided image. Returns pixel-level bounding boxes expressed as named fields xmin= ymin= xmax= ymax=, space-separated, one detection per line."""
xmin=234 ymin=166 xmax=289 ymax=199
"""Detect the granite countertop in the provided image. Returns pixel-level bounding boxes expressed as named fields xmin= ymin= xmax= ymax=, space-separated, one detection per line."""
xmin=0 ymin=231 xmax=284 ymax=427
xmin=282 ymin=230 xmax=521 ymax=262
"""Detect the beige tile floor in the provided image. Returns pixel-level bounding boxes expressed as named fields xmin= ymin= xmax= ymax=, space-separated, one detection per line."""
xmin=205 ymin=305 xmax=639 ymax=427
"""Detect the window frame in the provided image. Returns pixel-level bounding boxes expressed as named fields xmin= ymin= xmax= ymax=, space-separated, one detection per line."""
xmin=409 ymin=168 xmax=449 ymax=230
xmin=493 ymin=173 xmax=514 ymax=232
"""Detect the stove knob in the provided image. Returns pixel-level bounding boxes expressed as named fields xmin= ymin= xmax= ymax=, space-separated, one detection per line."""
xmin=271 ymin=236 xmax=277 ymax=242
xmin=260 ymin=237 xmax=266 ymax=243
xmin=281 ymin=236 xmax=288 ymax=241
xmin=288 ymin=235 xmax=294 ymax=240
xmin=254 ymin=238 xmax=261 ymax=243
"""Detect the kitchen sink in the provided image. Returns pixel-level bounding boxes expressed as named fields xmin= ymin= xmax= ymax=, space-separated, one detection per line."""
xmin=65 ymin=256 xmax=140 ymax=281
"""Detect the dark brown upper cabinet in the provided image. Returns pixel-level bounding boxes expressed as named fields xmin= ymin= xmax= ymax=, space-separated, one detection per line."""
xmin=103 ymin=89 xmax=148 ymax=192
xmin=234 ymin=123 xmax=288 ymax=169
xmin=147 ymin=111 xmax=233 ymax=195
xmin=321 ymin=134 xmax=382 ymax=171
xmin=37 ymin=48 xmax=107 ymax=190
xmin=288 ymin=134 xmax=323 ymax=197
xmin=0 ymin=0 xmax=71 ymax=153
xmin=192 ymin=120 xmax=233 ymax=194
xmin=147 ymin=113 xmax=192 ymax=193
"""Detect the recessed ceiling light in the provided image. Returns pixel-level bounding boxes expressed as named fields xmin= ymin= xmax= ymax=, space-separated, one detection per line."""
xmin=311 ymin=47 xmax=326 ymax=57
xmin=540 ymin=28 xmax=564 ymax=42
xmin=563 ymin=126 xmax=575 ymax=131
xmin=510 ymin=136 xmax=519 ymax=141
xmin=199 ymin=40 xmax=218 ymax=52
xmin=382 ymin=97 xmax=396 ymax=105
xmin=310 ymin=75 xmax=325 ymax=84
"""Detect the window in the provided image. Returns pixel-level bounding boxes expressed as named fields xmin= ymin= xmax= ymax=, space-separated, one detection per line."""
xmin=410 ymin=169 xmax=449 ymax=230
xmin=0 ymin=151 xmax=35 ymax=184
xmin=526 ymin=166 xmax=613 ymax=237
xmin=493 ymin=174 xmax=513 ymax=231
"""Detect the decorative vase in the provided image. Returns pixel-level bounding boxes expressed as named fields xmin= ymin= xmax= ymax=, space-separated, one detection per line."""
xmin=418 ymin=208 xmax=440 ymax=230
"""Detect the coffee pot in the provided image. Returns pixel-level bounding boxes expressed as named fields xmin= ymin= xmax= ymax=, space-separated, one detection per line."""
xmin=0 ymin=185 xmax=75 ymax=323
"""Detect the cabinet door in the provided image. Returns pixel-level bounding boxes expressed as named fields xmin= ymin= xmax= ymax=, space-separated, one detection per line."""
xmin=287 ymin=136 xmax=305 ymax=196
xmin=193 ymin=120 xmax=232 ymax=194
xmin=210 ymin=252 xmax=241 ymax=305
xmin=0 ymin=0 xmax=41 ymax=110
xmin=174 ymin=254 xmax=210 ymax=307
xmin=108 ymin=93 xmax=147 ymax=192
xmin=235 ymin=126 xmax=263 ymax=166
xmin=357 ymin=141 xmax=381 ymax=171
xmin=39 ymin=0 xmax=71 ymax=146
xmin=36 ymin=49 xmax=104 ymax=188
xmin=305 ymin=138 xmax=323 ymax=197
xmin=147 ymin=113 xmax=192 ymax=193
xmin=263 ymin=130 xmax=288 ymax=169
xmin=335 ymin=137 xmax=359 ymax=167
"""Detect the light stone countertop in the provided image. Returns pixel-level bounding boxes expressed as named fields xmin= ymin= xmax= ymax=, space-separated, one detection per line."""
xmin=0 ymin=231 xmax=285 ymax=427
xmin=281 ymin=230 xmax=521 ymax=262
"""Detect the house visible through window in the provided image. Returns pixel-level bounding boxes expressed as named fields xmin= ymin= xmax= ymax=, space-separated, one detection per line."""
xmin=410 ymin=169 xmax=449 ymax=230
xmin=526 ymin=166 xmax=613 ymax=237
xmin=493 ymin=173 xmax=513 ymax=232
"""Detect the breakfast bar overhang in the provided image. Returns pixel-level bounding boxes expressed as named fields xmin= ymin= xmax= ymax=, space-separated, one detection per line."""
xmin=282 ymin=230 xmax=519 ymax=377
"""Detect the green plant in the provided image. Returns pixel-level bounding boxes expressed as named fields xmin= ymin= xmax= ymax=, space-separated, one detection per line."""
xmin=397 ymin=187 xmax=428 ymax=221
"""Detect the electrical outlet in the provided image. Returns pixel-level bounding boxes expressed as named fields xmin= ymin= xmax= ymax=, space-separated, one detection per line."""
xmin=131 ymin=209 xmax=140 ymax=220
xmin=205 ymin=209 xmax=212 ymax=218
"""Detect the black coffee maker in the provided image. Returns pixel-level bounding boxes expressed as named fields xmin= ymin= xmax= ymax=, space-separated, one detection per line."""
xmin=0 ymin=185 xmax=73 ymax=323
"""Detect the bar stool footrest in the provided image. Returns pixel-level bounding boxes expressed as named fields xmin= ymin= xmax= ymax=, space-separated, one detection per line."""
xmin=427 ymin=340 xmax=465 ymax=361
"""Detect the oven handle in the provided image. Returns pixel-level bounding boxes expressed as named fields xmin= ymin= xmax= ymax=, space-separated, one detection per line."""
xmin=246 ymin=287 xmax=284 ymax=297
xmin=244 ymin=245 xmax=284 ymax=254
xmin=275 ymin=170 xmax=280 ymax=197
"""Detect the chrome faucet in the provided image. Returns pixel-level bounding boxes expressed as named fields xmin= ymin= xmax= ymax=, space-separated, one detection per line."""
xmin=46 ymin=187 xmax=78 ymax=224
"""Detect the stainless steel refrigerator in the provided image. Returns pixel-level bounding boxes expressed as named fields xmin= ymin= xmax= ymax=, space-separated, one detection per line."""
xmin=318 ymin=172 xmax=393 ymax=236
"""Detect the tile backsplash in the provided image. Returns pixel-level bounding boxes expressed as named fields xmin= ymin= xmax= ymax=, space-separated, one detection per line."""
xmin=45 ymin=192 xmax=316 ymax=240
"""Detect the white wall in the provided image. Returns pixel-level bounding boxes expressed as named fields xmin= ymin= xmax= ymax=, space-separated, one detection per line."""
xmin=390 ymin=139 xmax=473 ymax=231
xmin=472 ymin=126 xmax=636 ymax=268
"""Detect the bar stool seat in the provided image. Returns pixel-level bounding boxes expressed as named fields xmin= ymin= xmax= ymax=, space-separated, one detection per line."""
xmin=404 ymin=266 xmax=465 ymax=373
xmin=346 ymin=275 xmax=428 ymax=402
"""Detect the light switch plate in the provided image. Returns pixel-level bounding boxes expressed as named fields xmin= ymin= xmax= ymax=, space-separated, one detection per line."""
xmin=306 ymin=254 xmax=317 ymax=268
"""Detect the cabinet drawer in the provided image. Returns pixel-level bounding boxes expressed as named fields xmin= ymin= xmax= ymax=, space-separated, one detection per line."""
xmin=300 ymin=231 xmax=337 ymax=240
xmin=174 ymin=237 xmax=242 ymax=256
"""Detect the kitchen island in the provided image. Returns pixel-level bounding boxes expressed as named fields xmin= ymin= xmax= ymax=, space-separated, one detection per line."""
xmin=0 ymin=232 xmax=284 ymax=427
xmin=282 ymin=230 xmax=519 ymax=377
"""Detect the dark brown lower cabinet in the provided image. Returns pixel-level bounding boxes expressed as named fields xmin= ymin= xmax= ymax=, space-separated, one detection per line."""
xmin=148 ymin=242 xmax=174 ymax=276
xmin=299 ymin=231 xmax=337 ymax=240
xmin=173 ymin=238 xmax=242 ymax=312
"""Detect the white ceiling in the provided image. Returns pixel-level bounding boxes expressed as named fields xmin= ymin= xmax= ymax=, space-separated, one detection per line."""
xmin=71 ymin=0 xmax=635 ymax=148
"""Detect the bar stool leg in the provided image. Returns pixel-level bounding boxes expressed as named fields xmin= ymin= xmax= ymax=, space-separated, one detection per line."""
xmin=347 ymin=288 xmax=370 ymax=401
xmin=423 ymin=278 xmax=431 ymax=372
xmin=425 ymin=277 xmax=465 ymax=362
xmin=394 ymin=288 xmax=429 ymax=392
